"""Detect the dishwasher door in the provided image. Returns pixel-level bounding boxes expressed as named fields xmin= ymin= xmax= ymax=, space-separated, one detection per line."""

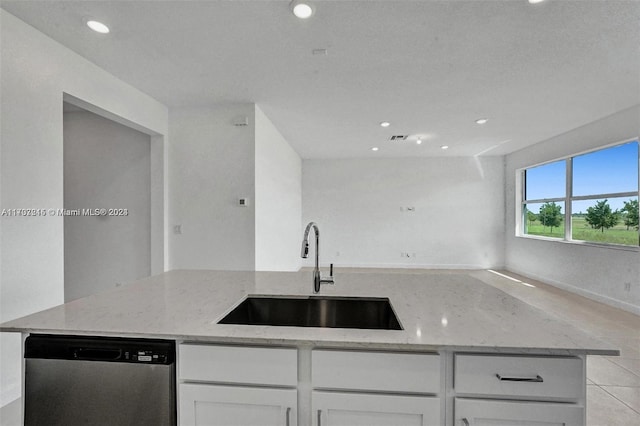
xmin=24 ymin=334 xmax=176 ymax=426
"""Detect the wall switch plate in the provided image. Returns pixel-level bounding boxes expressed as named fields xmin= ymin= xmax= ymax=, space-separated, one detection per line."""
xmin=173 ymin=225 xmax=182 ymax=234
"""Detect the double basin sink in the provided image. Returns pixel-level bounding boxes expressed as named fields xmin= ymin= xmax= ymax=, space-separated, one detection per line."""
xmin=219 ymin=295 xmax=402 ymax=330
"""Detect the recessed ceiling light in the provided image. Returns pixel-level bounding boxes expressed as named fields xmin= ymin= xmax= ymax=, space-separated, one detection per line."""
xmin=380 ymin=121 xmax=390 ymax=128
xmin=86 ymin=20 xmax=110 ymax=34
xmin=440 ymin=145 xmax=449 ymax=150
xmin=416 ymin=139 xmax=423 ymax=145
xmin=371 ymin=147 xmax=379 ymax=151
xmin=528 ymin=0 xmax=546 ymax=4
xmin=475 ymin=118 xmax=488 ymax=125
xmin=290 ymin=0 xmax=314 ymax=19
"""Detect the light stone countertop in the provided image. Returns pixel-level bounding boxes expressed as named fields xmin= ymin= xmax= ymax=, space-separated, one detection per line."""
xmin=0 ymin=270 xmax=619 ymax=355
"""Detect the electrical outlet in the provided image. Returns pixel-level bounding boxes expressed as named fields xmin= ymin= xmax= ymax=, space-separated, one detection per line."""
xmin=173 ymin=225 xmax=182 ymax=234
xmin=336 ymin=251 xmax=341 ymax=257
xmin=401 ymin=252 xmax=410 ymax=258
xmin=624 ymin=282 xmax=631 ymax=292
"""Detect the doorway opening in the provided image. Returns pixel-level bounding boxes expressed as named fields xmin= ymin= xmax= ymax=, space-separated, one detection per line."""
xmin=63 ymin=97 xmax=162 ymax=302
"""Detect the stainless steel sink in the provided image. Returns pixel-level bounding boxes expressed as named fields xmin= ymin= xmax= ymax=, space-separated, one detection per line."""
xmin=218 ymin=296 xmax=402 ymax=330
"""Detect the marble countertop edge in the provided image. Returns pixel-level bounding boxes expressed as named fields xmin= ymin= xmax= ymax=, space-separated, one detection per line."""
xmin=0 ymin=326 xmax=620 ymax=357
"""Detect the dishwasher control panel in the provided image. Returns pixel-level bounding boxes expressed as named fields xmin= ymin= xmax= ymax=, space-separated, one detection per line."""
xmin=25 ymin=334 xmax=176 ymax=365
xmin=126 ymin=349 xmax=169 ymax=363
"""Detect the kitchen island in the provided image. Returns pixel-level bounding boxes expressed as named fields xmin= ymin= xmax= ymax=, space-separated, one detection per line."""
xmin=1 ymin=270 xmax=619 ymax=426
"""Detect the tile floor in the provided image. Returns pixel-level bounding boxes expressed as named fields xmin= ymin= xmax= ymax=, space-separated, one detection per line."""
xmin=471 ymin=269 xmax=640 ymax=426
xmin=1 ymin=269 xmax=638 ymax=426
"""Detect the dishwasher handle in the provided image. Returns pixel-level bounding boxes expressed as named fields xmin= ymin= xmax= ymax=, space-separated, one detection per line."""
xmin=73 ymin=347 xmax=122 ymax=361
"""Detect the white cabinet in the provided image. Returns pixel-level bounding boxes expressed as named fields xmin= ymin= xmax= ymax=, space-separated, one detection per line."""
xmin=179 ymin=344 xmax=298 ymax=426
xmin=313 ymin=391 xmax=440 ymax=426
xmin=455 ymin=398 xmax=584 ymax=426
xmin=454 ymin=354 xmax=585 ymax=426
xmin=455 ymin=354 xmax=583 ymax=400
xmin=312 ymin=349 xmax=441 ymax=426
xmin=177 ymin=345 xmax=586 ymax=426
xmin=179 ymin=344 xmax=297 ymax=386
xmin=180 ymin=383 xmax=296 ymax=426
xmin=312 ymin=349 xmax=440 ymax=394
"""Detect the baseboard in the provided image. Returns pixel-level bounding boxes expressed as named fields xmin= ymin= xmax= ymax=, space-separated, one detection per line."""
xmin=301 ymin=263 xmax=496 ymax=271
xmin=505 ymin=267 xmax=640 ymax=316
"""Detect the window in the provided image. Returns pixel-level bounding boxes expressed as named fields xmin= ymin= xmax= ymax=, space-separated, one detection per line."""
xmin=520 ymin=140 xmax=639 ymax=248
xmin=523 ymin=160 xmax=566 ymax=239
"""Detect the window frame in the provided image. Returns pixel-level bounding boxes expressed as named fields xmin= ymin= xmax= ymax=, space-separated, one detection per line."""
xmin=517 ymin=138 xmax=640 ymax=251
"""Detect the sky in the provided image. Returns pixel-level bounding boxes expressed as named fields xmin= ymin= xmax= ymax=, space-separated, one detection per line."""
xmin=525 ymin=141 xmax=638 ymax=212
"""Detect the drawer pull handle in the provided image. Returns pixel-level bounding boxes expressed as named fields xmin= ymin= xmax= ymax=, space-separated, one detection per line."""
xmin=286 ymin=407 xmax=291 ymax=426
xmin=496 ymin=373 xmax=543 ymax=382
xmin=317 ymin=409 xmax=322 ymax=426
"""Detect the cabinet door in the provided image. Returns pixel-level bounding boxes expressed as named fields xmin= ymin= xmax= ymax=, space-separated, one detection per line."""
xmin=180 ymin=383 xmax=297 ymax=426
xmin=455 ymin=398 xmax=584 ymax=426
xmin=313 ymin=391 xmax=440 ymax=426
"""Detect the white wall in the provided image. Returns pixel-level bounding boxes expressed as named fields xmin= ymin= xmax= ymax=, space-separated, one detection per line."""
xmin=64 ymin=110 xmax=151 ymax=302
xmin=168 ymin=105 xmax=256 ymax=270
xmin=0 ymin=10 xmax=168 ymax=406
xmin=302 ymin=157 xmax=505 ymax=269
xmin=505 ymin=106 xmax=640 ymax=314
xmin=254 ymin=106 xmax=302 ymax=271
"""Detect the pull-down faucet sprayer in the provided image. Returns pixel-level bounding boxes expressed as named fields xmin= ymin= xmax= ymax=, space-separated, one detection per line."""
xmin=301 ymin=222 xmax=334 ymax=293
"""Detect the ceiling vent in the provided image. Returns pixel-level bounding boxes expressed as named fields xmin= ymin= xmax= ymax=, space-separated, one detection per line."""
xmin=388 ymin=135 xmax=408 ymax=141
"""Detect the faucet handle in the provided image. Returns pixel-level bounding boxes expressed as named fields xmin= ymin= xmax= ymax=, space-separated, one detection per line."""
xmin=320 ymin=264 xmax=335 ymax=285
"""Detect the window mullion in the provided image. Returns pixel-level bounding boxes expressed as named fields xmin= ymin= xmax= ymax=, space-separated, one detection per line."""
xmin=571 ymin=191 xmax=637 ymax=201
xmin=522 ymin=197 xmax=567 ymax=204
xmin=565 ymin=158 xmax=572 ymax=241
xmin=521 ymin=170 xmax=526 ymax=235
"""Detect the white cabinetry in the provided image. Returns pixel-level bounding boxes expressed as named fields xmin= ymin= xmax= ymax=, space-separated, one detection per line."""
xmin=455 ymin=354 xmax=583 ymax=399
xmin=312 ymin=349 xmax=441 ymax=426
xmin=455 ymin=398 xmax=584 ymax=426
xmin=453 ymin=354 xmax=585 ymax=426
xmin=178 ymin=344 xmax=298 ymax=426
xmin=177 ymin=345 xmax=586 ymax=426
xmin=314 ymin=391 xmax=440 ymax=426
xmin=180 ymin=383 xmax=296 ymax=426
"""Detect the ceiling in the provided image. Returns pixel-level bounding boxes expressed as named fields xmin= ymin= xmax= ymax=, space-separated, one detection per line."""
xmin=2 ymin=0 xmax=639 ymax=158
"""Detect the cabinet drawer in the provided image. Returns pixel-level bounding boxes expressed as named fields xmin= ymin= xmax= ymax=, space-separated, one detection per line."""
xmin=455 ymin=398 xmax=584 ymax=426
xmin=455 ymin=354 xmax=583 ymax=400
xmin=313 ymin=391 xmax=440 ymax=426
xmin=179 ymin=344 xmax=297 ymax=386
xmin=312 ymin=349 xmax=440 ymax=394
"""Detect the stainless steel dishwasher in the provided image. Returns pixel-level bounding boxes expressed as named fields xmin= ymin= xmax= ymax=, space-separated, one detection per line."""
xmin=24 ymin=334 xmax=176 ymax=426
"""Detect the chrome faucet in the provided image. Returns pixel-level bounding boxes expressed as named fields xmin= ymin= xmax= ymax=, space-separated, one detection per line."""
xmin=301 ymin=222 xmax=334 ymax=293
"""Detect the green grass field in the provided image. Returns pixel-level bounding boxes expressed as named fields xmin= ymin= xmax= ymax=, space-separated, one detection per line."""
xmin=526 ymin=216 xmax=639 ymax=246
